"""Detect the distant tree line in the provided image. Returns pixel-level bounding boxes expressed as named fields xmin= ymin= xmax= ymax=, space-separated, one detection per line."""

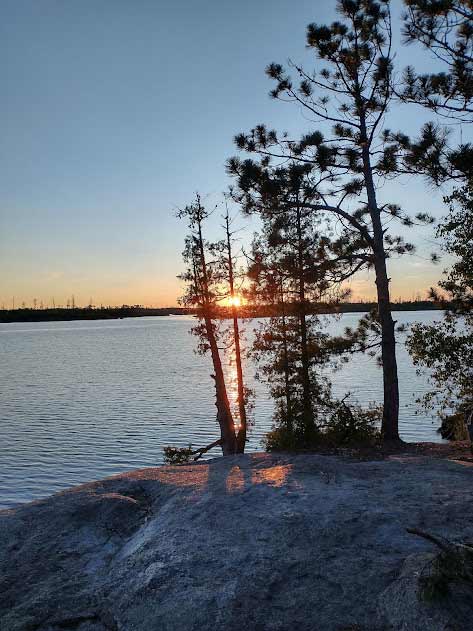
xmin=0 ymin=299 xmax=443 ymax=323
xmin=0 ymin=305 xmax=189 ymax=323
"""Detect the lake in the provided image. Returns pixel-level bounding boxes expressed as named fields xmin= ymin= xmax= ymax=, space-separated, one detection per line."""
xmin=0 ymin=311 xmax=444 ymax=509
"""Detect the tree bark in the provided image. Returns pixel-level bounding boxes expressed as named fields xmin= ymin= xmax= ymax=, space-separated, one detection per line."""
xmin=296 ymin=204 xmax=314 ymax=437
xmin=360 ymin=119 xmax=400 ymax=441
xmin=225 ymin=213 xmax=247 ymax=453
xmin=196 ymin=211 xmax=237 ymax=455
xmin=205 ymin=317 xmax=238 ymax=455
xmin=279 ymin=278 xmax=293 ymax=433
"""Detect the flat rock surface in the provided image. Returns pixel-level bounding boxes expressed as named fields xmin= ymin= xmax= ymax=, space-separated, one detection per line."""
xmin=1 ymin=452 xmax=473 ymax=630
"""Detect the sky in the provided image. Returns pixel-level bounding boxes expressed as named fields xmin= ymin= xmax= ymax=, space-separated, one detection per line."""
xmin=1 ymin=0 xmax=467 ymax=308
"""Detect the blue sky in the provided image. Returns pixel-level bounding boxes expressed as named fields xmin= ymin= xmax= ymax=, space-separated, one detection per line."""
xmin=0 ymin=0 xmax=464 ymax=307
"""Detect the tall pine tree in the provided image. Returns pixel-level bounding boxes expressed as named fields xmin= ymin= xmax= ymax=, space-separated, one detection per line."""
xmin=229 ymin=0 xmax=431 ymax=441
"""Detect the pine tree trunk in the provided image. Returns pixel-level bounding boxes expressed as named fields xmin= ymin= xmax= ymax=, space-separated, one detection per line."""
xmin=296 ymin=205 xmax=314 ymax=437
xmin=372 ymin=255 xmax=400 ymax=441
xmin=225 ymin=213 xmax=247 ymax=453
xmin=232 ymin=310 xmax=247 ymax=453
xmin=196 ymin=212 xmax=237 ymax=455
xmin=204 ymin=315 xmax=238 ymax=455
xmin=280 ymin=280 xmax=293 ymax=432
xmin=360 ymin=132 xmax=400 ymax=442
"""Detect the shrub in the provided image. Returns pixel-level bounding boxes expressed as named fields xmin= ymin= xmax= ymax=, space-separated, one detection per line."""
xmin=263 ymin=426 xmax=302 ymax=452
xmin=438 ymin=412 xmax=469 ymax=441
xmin=163 ymin=445 xmax=194 ymax=465
xmin=324 ymin=401 xmax=381 ymax=447
xmin=263 ymin=400 xmax=381 ymax=452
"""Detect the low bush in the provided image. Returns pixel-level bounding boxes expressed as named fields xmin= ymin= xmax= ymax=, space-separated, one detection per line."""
xmin=324 ymin=401 xmax=381 ymax=447
xmin=263 ymin=401 xmax=381 ymax=452
xmin=438 ymin=412 xmax=469 ymax=441
xmin=163 ymin=445 xmax=194 ymax=465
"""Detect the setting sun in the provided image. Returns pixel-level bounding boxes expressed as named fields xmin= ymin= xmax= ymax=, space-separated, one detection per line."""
xmin=228 ymin=295 xmax=242 ymax=307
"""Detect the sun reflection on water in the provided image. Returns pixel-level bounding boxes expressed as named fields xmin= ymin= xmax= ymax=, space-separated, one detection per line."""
xmin=223 ymin=342 xmax=243 ymax=431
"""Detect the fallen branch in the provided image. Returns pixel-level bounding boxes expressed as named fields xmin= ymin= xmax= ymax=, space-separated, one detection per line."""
xmin=191 ymin=439 xmax=222 ymax=461
xmin=163 ymin=439 xmax=223 ymax=465
xmin=406 ymin=527 xmax=450 ymax=552
xmin=407 ymin=527 xmax=473 ymax=600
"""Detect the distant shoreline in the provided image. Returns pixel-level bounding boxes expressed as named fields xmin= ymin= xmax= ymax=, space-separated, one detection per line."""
xmin=0 ymin=306 xmax=189 ymax=323
xmin=0 ymin=301 xmax=443 ymax=323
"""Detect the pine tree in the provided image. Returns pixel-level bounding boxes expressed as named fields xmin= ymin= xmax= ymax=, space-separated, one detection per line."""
xmin=243 ymin=162 xmax=346 ymax=446
xmin=407 ymin=182 xmax=473 ymax=430
xmin=392 ymin=1 xmax=473 ymax=183
xmin=176 ymin=194 xmax=238 ymax=457
xmin=219 ymin=206 xmax=249 ymax=452
xmin=402 ymin=0 xmax=473 ymax=122
xmin=228 ymin=0 xmax=432 ymax=441
xmin=399 ymin=2 xmax=473 ymax=431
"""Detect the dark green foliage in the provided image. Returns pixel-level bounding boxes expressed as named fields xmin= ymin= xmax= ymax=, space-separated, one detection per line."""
xmin=407 ymin=182 xmax=473 ymax=423
xmin=263 ymin=400 xmax=381 ymax=451
xmin=323 ymin=400 xmax=382 ymax=447
xmin=438 ymin=184 xmax=473 ymax=312
xmin=402 ymin=0 xmax=473 ymax=122
xmin=246 ymin=167 xmax=340 ymax=444
xmin=263 ymin=426 xmax=303 ymax=452
xmin=241 ymin=160 xmax=380 ymax=448
xmin=438 ymin=412 xmax=469 ymax=440
xmin=253 ymin=313 xmax=335 ymax=442
xmin=398 ymin=1 xmax=473 ymax=183
xmin=163 ymin=445 xmax=195 ymax=465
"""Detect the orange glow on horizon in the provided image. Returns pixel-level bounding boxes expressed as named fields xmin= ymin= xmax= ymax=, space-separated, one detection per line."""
xmin=227 ymin=295 xmax=242 ymax=308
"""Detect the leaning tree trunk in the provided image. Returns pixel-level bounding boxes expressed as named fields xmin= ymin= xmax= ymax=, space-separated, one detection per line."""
xmin=204 ymin=314 xmax=238 ymax=455
xmin=196 ymin=211 xmax=238 ymax=455
xmin=360 ymin=133 xmax=400 ymax=442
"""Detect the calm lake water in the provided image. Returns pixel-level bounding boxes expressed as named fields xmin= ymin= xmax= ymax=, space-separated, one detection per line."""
xmin=0 ymin=311 xmax=444 ymax=509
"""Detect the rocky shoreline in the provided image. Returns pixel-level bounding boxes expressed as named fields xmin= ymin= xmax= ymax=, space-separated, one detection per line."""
xmin=1 ymin=452 xmax=473 ymax=630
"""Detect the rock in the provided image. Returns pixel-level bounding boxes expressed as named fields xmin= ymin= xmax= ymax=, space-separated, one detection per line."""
xmin=378 ymin=552 xmax=473 ymax=630
xmin=1 ymin=453 xmax=473 ymax=630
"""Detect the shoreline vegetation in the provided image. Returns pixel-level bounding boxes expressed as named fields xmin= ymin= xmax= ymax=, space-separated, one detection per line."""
xmin=0 ymin=299 xmax=443 ymax=323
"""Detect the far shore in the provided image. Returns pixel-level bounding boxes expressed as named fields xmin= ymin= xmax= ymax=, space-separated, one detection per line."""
xmin=0 ymin=300 xmax=443 ymax=324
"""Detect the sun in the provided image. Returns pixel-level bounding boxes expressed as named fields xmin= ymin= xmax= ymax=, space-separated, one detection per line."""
xmin=228 ymin=295 xmax=242 ymax=307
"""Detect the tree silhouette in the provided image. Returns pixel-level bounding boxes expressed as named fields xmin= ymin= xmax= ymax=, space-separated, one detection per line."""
xmin=222 ymin=207 xmax=248 ymax=452
xmin=228 ymin=0 xmax=431 ymax=441
xmin=241 ymin=161 xmax=363 ymax=446
xmin=402 ymin=0 xmax=473 ymax=122
xmin=407 ymin=182 xmax=473 ymax=430
xmin=177 ymin=194 xmax=238 ymax=456
xmin=390 ymin=1 xmax=473 ymax=184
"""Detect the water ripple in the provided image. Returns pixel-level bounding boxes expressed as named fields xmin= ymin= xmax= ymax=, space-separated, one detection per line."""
xmin=0 ymin=312 xmax=444 ymax=508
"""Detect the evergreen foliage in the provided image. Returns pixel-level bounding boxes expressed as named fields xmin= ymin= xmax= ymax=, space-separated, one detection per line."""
xmin=402 ymin=0 xmax=473 ymax=122
xmin=407 ymin=183 xmax=473 ymax=425
xmin=175 ymin=195 xmax=239 ymax=456
xmin=228 ymin=0 xmax=434 ymax=441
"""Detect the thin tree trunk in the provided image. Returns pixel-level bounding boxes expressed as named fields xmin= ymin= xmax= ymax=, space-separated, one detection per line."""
xmin=360 ymin=119 xmax=400 ymax=442
xmin=232 ymin=311 xmax=247 ymax=453
xmin=224 ymin=213 xmax=247 ymax=453
xmin=279 ymin=277 xmax=292 ymax=432
xmin=296 ymin=205 xmax=314 ymax=437
xmin=196 ymin=211 xmax=237 ymax=455
xmin=204 ymin=315 xmax=238 ymax=455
